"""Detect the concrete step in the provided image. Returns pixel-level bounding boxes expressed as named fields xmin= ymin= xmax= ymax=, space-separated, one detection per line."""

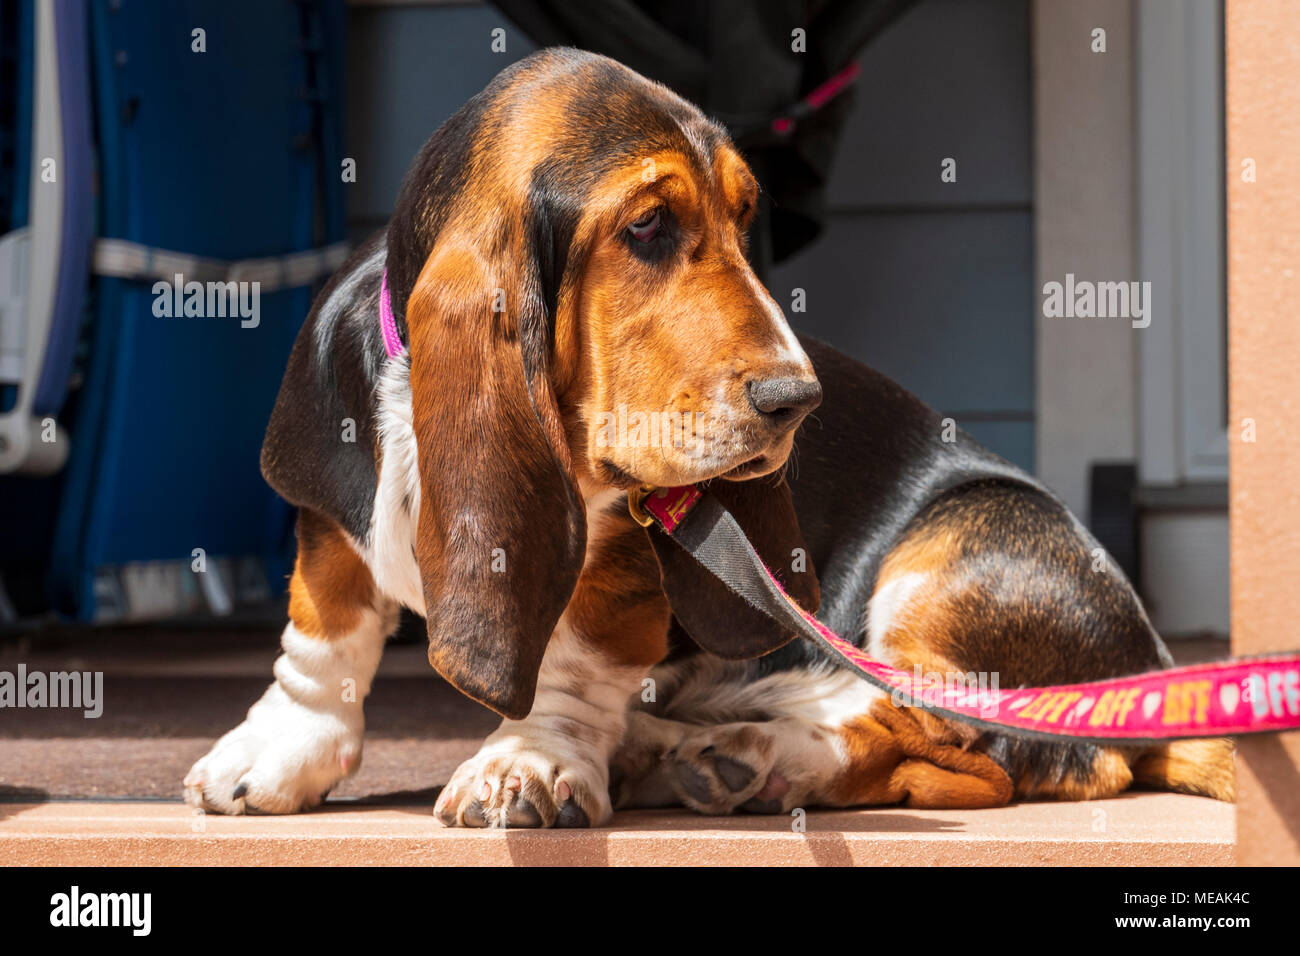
xmin=0 ymin=793 xmax=1234 ymax=866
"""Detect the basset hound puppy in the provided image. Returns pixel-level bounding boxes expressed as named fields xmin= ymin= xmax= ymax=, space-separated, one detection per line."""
xmin=184 ymin=48 xmax=1234 ymax=826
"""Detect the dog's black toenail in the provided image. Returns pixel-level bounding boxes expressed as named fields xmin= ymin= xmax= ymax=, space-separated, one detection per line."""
xmin=506 ymin=797 xmax=542 ymax=828
xmin=555 ymin=801 xmax=590 ymax=828
xmin=740 ymin=796 xmax=783 ymax=814
xmin=232 ymin=781 xmax=248 ymax=800
xmin=674 ymin=762 xmax=713 ymax=804
xmin=463 ymin=799 xmax=487 ymax=827
xmin=713 ymin=756 xmax=755 ymax=792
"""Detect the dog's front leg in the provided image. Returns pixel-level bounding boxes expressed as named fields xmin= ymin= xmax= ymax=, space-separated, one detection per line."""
xmin=436 ymin=514 xmax=670 ymax=829
xmin=184 ymin=510 xmax=398 ymax=814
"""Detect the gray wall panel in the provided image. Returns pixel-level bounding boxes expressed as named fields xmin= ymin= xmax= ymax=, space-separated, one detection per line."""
xmin=827 ymin=0 xmax=1032 ymax=209
xmin=346 ymin=5 xmax=534 ymax=228
xmin=771 ymin=210 xmax=1034 ymax=415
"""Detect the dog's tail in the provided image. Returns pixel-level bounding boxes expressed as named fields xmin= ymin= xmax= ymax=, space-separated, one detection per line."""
xmin=1131 ymin=738 xmax=1236 ymax=801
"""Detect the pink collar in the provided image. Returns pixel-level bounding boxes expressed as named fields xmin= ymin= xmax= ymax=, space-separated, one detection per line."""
xmin=379 ymin=270 xmax=404 ymax=358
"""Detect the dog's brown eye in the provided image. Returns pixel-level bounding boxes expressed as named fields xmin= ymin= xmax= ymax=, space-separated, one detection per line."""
xmin=628 ymin=209 xmax=661 ymax=243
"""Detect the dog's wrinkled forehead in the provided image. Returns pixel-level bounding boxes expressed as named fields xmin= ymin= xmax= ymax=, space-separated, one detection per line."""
xmin=386 ymin=49 xmax=728 ymax=331
xmin=508 ymin=51 xmax=725 ymax=178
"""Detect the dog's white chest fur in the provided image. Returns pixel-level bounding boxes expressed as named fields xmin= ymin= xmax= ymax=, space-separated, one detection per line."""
xmin=362 ymin=358 xmax=425 ymax=613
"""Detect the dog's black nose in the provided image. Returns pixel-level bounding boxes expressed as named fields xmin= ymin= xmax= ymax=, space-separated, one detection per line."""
xmin=747 ymin=377 xmax=822 ymax=420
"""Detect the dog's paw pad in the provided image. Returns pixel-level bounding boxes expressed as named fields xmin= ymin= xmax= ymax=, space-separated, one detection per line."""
xmin=667 ymin=724 xmax=778 ymax=814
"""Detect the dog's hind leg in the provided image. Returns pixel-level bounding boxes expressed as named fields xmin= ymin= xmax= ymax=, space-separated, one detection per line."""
xmin=617 ymin=657 xmax=1014 ymax=815
xmin=615 ymin=690 xmax=1015 ymax=814
xmin=617 ymin=711 xmax=849 ymax=815
xmin=184 ymin=509 xmax=399 ymax=814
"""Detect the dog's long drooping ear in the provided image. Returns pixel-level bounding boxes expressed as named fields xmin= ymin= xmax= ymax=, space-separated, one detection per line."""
xmin=402 ymin=234 xmax=586 ymax=719
xmin=648 ymin=475 xmax=819 ymax=659
xmin=388 ymin=89 xmax=588 ymax=719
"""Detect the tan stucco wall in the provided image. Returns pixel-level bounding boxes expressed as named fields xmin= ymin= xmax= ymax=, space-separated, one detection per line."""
xmin=1226 ymin=0 xmax=1300 ymax=866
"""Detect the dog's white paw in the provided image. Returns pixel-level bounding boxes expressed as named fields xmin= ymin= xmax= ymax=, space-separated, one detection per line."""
xmin=435 ymin=729 xmax=611 ymax=828
xmin=184 ymin=682 xmax=362 ymax=815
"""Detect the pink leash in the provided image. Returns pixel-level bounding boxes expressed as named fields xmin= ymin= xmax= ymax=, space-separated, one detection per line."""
xmin=636 ymin=485 xmax=1300 ymax=743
